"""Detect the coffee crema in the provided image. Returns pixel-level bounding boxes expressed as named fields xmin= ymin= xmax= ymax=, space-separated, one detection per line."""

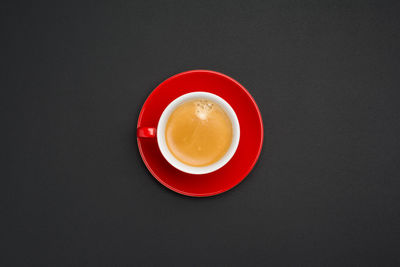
xmin=165 ymin=99 xmax=233 ymax=167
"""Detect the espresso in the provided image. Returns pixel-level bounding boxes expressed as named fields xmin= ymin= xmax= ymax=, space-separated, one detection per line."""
xmin=165 ymin=99 xmax=233 ymax=167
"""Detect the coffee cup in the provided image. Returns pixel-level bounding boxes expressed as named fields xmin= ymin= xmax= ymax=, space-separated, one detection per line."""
xmin=137 ymin=92 xmax=240 ymax=174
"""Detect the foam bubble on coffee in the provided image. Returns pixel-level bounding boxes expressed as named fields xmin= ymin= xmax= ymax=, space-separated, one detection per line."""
xmin=195 ymin=100 xmax=214 ymax=120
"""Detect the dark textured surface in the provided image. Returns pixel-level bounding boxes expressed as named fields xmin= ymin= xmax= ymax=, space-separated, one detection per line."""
xmin=1 ymin=0 xmax=400 ymax=266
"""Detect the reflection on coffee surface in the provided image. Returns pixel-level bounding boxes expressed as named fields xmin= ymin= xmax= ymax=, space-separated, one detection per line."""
xmin=165 ymin=99 xmax=233 ymax=167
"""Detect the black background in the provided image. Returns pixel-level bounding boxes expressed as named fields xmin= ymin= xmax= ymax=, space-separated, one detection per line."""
xmin=2 ymin=0 xmax=400 ymax=266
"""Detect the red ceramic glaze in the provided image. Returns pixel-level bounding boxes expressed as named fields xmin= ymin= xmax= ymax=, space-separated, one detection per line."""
xmin=137 ymin=70 xmax=263 ymax=197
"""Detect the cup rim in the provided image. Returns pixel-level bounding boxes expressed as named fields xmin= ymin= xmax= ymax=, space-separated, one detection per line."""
xmin=156 ymin=92 xmax=240 ymax=175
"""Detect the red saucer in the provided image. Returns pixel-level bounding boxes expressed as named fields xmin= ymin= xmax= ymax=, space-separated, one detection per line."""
xmin=137 ymin=70 xmax=263 ymax=197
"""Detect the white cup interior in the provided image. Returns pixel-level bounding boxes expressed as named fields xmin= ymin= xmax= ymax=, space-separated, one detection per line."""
xmin=157 ymin=92 xmax=240 ymax=175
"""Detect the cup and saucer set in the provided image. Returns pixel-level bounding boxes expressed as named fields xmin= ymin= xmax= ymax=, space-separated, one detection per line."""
xmin=137 ymin=70 xmax=263 ymax=197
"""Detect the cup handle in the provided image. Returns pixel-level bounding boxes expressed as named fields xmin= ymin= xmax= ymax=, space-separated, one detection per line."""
xmin=137 ymin=127 xmax=156 ymax=138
